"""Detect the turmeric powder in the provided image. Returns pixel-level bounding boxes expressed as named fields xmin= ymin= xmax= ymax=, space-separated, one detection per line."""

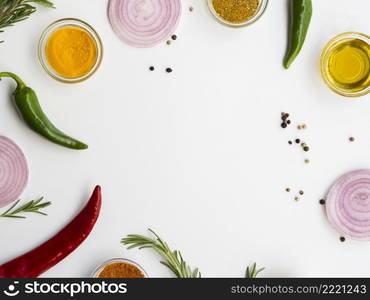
xmin=46 ymin=26 xmax=97 ymax=79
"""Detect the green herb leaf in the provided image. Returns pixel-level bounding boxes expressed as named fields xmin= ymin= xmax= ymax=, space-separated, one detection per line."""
xmin=122 ymin=229 xmax=201 ymax=278
xmin=0 ymin=0 xmax=54 ymax=42
xmin=246 ymin=263 xmax=265 ymax=278
xmin=0 ymin=197 xmax=51 ymax=218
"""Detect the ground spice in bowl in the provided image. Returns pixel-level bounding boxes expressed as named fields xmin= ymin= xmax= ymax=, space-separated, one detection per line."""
xmin=93 ymin=259 xmax=147 ymax=278
xmin=209 ymin=0 xmax=267 ymax=26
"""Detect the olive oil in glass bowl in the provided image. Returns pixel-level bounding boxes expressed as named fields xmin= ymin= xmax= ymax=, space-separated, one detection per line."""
xmin=321 ymin=32 xmax=370 ymax=97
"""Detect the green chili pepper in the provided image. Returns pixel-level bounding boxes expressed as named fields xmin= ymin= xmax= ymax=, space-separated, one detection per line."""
xmin=0 ymin=72 xmax=88 ymax=150
xmin=284 ymin=0 xmax=312 ymax=69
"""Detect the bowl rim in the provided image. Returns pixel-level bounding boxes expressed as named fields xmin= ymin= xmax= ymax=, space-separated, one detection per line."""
xmin=91 ymin=258 xmax=149 ymax=278
xmin=320 ymin=31 xmax=370 ymax=98
xmin=207 ymin=0 xmax=269 ymax=28
xmin=38 ymin=17 xmax=103 ymax=84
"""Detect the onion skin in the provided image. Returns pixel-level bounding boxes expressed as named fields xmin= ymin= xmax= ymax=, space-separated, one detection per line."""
xmin=326 ymin=169 xmax=370 ymax=241
xmin=0 ymin=136 xmax=29 ymax=208
xmin=108 ymin=0 xmax=182 ymax=48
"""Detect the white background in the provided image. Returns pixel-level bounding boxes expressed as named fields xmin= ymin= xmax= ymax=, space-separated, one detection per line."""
xmin=0 ymin=0 xmax=370 ymax=278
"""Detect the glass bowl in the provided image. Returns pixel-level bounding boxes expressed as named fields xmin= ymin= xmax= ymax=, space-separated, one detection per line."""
xmin=320 ymin=32 xmax=370 ymax=97
xmin=207 ymin=0 xmax=268 ymax=28
xmin=38 ymin=18 xmax=103 ymax=84
xmin=91 ymin=258 xmax=148 ymax=278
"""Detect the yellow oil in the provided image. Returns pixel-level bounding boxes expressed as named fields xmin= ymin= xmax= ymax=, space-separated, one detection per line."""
xmin=325 ymin=38 xmax=370 ymax=93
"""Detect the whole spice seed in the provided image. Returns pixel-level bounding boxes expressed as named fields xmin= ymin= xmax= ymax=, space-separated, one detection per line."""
xmin=287 ymin=120 xmax=291 ymax=124
xmin=171 ymin=35 xmax=177 ymax=40
xmin=295 ymin=139 xmax=300 ymax=144
xmin=304 ymin=159 xmax=310 ymax=164
xmin=349 ymin=137 xmax=355 ymax=142
xmin=149 ymin=66 xmax=155 ymax=71
xmin=189 ymin=6 xmax=194 ymax=12
xmin=166 ymin=40 xmax=172 ymax=45
xmin=340 ymin=236 xmax=346 ymax=242
xmin=211 ymin=0 xmax=260 ymax=24
xmin=288 ymin=141 xmax=293 ymax=145
xmin=319 ymin=199 xmax=325 ymax=205
xmin=286 ymin=188 xmax=291 ymax=192
xmin=166 ymin=67 xmax=173 ymax=73
xmin=303 ymin=146 xmax=310 ymax=152
xmin=294 ymin=196 xmax=300 ymax=201
xmin=281 ymin=123 xmax=287 ymax=129
xmin=299 ymin=190 xmax=304 ymax=195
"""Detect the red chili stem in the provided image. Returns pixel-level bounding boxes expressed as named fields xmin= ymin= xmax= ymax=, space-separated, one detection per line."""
xmin=0 ymin=186 xmax=102 ymax=278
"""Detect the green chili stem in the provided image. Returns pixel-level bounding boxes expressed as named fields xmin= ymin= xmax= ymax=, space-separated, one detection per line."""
xmin=0 ymin=72 xmax=26 ymax=89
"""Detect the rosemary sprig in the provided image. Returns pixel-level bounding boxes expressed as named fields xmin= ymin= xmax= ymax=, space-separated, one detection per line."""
xmin=0 ymin=197 xmax=51 ymax=218
xmin=246 ymin=263 xmax=265 ymax=278
xmin=122 ymin=229 xmax=201 ymax=278
xmin=0 ymin=0 xmax=54 ymax=42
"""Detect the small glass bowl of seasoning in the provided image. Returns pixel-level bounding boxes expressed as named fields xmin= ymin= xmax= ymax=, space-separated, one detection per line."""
xmin=207 ymin=0 xmax=268 ymax=28
xmin=320 ymin=32 xmax=370 ymax=97
xmin=38 ymin=18 xmax=103 ymax=84
xmin=92 ymin=258 xmax=148 ymax=278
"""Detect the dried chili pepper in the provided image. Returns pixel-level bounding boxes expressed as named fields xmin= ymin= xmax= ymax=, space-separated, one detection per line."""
xmin=284 ymin=0 xmax=312 ymax=69
xmin=0 ymin=72 xmax=88 ymax=150
xmin=0 ymin=186 xmax=101 ymax=278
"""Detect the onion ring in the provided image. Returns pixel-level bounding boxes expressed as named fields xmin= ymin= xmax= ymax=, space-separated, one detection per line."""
xmin=0 ymin=136 xmax=29 ymax=208
xmin=108 ymin=0 xmax=182 ymax=48
xmin=326 ymin=169 xmax=370 ymax=240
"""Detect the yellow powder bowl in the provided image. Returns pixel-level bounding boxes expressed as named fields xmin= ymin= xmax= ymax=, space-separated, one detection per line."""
xmin=38 ymin=18 xmax=103 ymax=83
xmin=321 ymin=32 xmax=370 ymax=97
xmin=207 ymin=0 xmax=268 ymax=28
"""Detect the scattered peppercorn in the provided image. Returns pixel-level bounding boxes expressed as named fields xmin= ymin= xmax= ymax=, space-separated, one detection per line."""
xmin=281 ymin=123 xmax=287 ymax=129
xmin=171 ymin=35 xmax=177 ymax=40
xmin=295 ymin=139 xmax=300 ymax=144
xmin=288 ymin=141 xmax=293 ymax=145
xmin=166 ymin=67 xmax=173 ymax=73
xmin=302 ymin=124 xmax=307 ymax=129
xmin=149 ymin=66 xmax=155 ymax=71
xmin=303 ymin=146 xmax=310 ymax=152
xmin=287 ymin=120 xmax=291 ymax=124
xmin=286 ymin=188 xmax=291 ymax=192
xmin=294 ymin=196 xmax=300 ymax=201
xmin=340 ymin=236 xmax=346 ymax=242
xmin=304 ymin=159 xmax=310 ymax=164
xmin=297 ymin=125 xmax=302 ymax=130
xmin=299 ymin=190 xmax=304 ymax=195
xmin=349 ymin=137 xmax=355 ymax=142
xmin=319 ymin=199 xmax=325 ymax=205
xmin=166 ymin=40 xmax=172 ymax=45
xmin=189 ymin=6 xmax=194 ymax=12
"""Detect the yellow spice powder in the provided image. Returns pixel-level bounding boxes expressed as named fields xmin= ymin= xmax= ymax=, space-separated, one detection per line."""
xmin=212 ymin=0 xmax=260 ymax=24
xmin=46 ymin=26 xmax=97 ymax=79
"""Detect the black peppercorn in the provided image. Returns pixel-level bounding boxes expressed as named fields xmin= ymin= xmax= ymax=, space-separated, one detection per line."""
xmin=171 ymin=34 xmax=177 ymax=40
xmin=340 ymin=236 xmax=346 ymax=242
xmin=288 ymin=141 xmax=292 ymax=145
xmin=303 ymin=146 xmax=310 ymax=152
xmin=319 ymin=199 xmax=325 ymax=205
xmin=295 ymin=139 xmax=300 ymax=144
xmin=166 ymin=67 xmax=173 ymax=73
xmin=149 ymin=66 xmax=155 ymax=71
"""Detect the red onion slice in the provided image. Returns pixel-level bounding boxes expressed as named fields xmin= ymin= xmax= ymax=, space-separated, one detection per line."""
xmin=108 ymin=0 xmax=181 ymax=48
xmin=326 ymin=169 xmax=370 ymax=240
xmin=0 ymin=136 xmax=29 ymax=208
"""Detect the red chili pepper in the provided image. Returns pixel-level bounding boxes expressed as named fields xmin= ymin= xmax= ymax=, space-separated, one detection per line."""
xmin=0 ymin=186 xmax=102 ymax=278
